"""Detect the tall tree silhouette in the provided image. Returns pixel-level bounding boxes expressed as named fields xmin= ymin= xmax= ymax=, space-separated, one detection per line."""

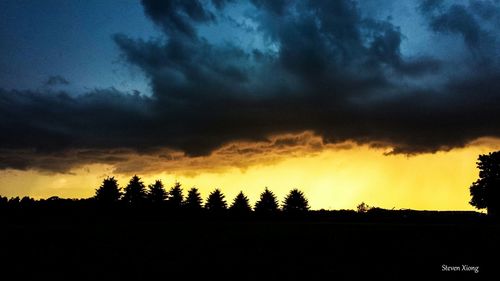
xmin=184 ymin=187 xmax=203 ymax=210
xmin=254 ymin=187 xmax=279 ymax=215
xmin=230 ymin=191 xmax=252 ymax=214
xmin=470 ymin=151 xmax=500 ymax=217
xmin=95 ymin=177 xmax=121 ymax=204
xmin=205 ymin=189 xmax=227 ymax=213
xmin=0 ymin=196 xmax=7 ymax=208
xmin=147 ymin=180 xmax=167 ymax=204
xmin=283 ymin=189 xmax=309 ymax=214
xmin=122 ymin=175 xmax=147 ymax=205
xmin=168 ymin=182 xmax=183 ymax=209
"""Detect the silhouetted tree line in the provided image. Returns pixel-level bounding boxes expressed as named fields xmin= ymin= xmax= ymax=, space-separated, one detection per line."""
xmin=92 ymin=175 xmax=309 ymax=216
xmin=1 ymin=150 xmax=499 ymax=222
xmin=0 ymin=175 xmax=310 ymax=219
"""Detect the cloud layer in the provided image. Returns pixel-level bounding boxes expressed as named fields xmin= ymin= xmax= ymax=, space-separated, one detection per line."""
xmin=1 ymin=0 xmax=500 ymax=172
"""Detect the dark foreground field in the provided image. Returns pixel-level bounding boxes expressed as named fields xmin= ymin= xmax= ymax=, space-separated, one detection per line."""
xmin=1 ymin=214 xmax=498 ymax=281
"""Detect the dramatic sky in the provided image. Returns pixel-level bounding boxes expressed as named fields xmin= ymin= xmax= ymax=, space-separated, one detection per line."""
xmin=1 ymin=0 xmax=500 ymax=210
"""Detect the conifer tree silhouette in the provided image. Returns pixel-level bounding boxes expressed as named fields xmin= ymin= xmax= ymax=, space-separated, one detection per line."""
xmin=95 ymin=177 xmax=121 ymax=204
xmin=147 ymin=180 xmax=167 ymax=204
xmin=254 ymin=187 xmax=279 ymax=215
xmin=205 ymin=189 xmax=227 ymax=212
xmin=168 ymin=182 xmax=184 ymax=209
xmin=283 ymin=189 xmax=309 ymax=214
xmin=122 ymin=175 xmax=147 ymax=205
xmin=230 ymin=191 xmax=252 ymax=214
xmin=184 ymin=187 xmax=203 ymax=210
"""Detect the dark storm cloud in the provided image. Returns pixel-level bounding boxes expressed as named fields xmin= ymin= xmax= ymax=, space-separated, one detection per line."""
xmin=1 ymin=0 xmax=500 ymax=172
xmin=44 ymin=75 xmax=70 ymax=86
xmin=211 ymin=0 xmax=236 ymax=10
xmin=0 ymin=88 xmax=153 ymax=152
xmin=469 ymin=0 xmax=499 ymax=20
xmin=419 ymin=0 xmax=445 ymax=13
xmin=140 ymin=0 xmax=215 ymax=39
xmin=419 ymin=0 xmax=499 ymax=49
xmin=430 ymin=5 xmax=482 ymax=47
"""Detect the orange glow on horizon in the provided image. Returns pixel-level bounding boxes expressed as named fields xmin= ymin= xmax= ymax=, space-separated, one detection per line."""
xmin=1 ymin=137 xmax=500 ymax=211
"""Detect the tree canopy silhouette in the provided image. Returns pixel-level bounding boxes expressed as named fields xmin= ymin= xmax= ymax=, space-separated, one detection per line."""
xmin=20 ymin=196 xmax=35 ymax=209
xmin=205 ymin=189 xmax=227 ymax=212
xmin=95 ymin=177 xmax=121 ymax=204
xmin=254 ymin=187 xmax=279 ymax=215
xmin=230 ymin=191 xmax=252 ymax=214
xmin=357 ymin=202 xmax=371 ymax=213
xmin=168 ymin=182 xmax=183 ymax=209
xmin=283 ymin=189 xmax=309 ymax=214
xmin=147 ymin=180 xmax=167 ymax=204
xmin=470 ymin=151 xmax=500 ymax=217
xmin=184 ymin=187 xmax=203 ymax=210
xmin=122 ymin=175 xmax=147 ymax=205
xmin=0 ymin=196 xmax=7 ymax=206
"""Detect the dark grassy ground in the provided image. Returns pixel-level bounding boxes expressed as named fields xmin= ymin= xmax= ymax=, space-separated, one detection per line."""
xmin=1 ymin=216 xmax=498 ymax=280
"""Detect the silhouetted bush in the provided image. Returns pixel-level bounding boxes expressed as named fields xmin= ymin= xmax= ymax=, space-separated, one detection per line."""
xmin=254 ymin=188 xmax=279 ymax=216
xmin=357 ymin=202 xmax=371 ymax=213
xmin=205 ymin=189 xmax=227 ymax=213
xmin=283 ymin=189 xmax=309 ymax=214
xmin=122 ymin=175 xmax=147 ymax=206
xmin=95 ymin=177 xmax=122 ymax=204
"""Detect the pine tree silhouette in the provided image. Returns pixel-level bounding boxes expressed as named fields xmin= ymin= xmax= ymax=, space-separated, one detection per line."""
xmin=205 ymin=189 xmax=227 ymax=213
xmin=283 ymin=189 xmax=309 ymax=214
xmin=230 ymin=191 xmax=252 ymax=214
xmin=147 ymin=180 xmax=167 ymax=204
xmin=122 ymin=175 xmax=147 ymax=205
xmin=95 ymin=177 xmax=121 ymax=204
xmin=168 ymin=182 xmax=183 ymax=209
xmin=185 ymin=187 xmax=203 ymax=210
xmin=254 ymin=187 xmax=279 ymax=215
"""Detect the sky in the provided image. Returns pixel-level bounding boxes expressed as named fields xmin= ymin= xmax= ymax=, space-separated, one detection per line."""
xmin=1 ymin=0 xmax=500 ymax=210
